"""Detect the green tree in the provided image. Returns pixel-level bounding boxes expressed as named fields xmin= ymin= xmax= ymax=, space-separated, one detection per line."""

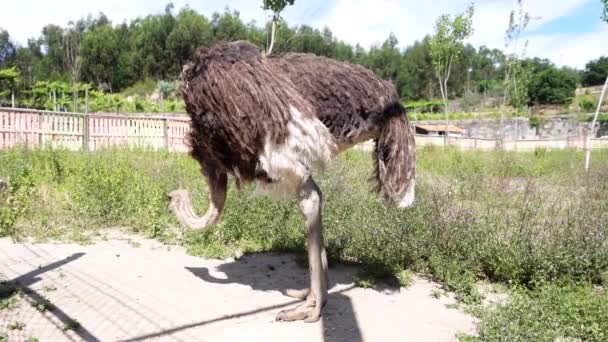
xmin=211 ymin=9 xmax=247 ymax=42
xmin=0 ymin=28 xmax=16 ymax=67
xmin=500 ymin=0 xmax=531 ymax=137
xmin=262 ymin=0 xmax=295 ymax=54
xmin=131 ymin=4 xmax=176 ymax=80
xmin=528 ymin=66 xmax=577 ymax=105
xmin=399 ymin=37 xmax=435 ymax=100
xmin=41 ymin=25 xmax=66 ymax=76
xmin=0 ymin=67 xmax=21 ymax=107
xmin=81 ymin=24 xmax=119 ymax=90
xmin=603 ymin=0 xmax=607 ymax=22
xmin=582 ymin=56 xmax=608 ymax=86
xmin=367 ymin=33 xmax=402 ymax=82
xmin=429 ymin=3 xmax=474 ymax=140
xmin=472 ymin=46 xmax=506 ymax=99
xmin=167 ymin=8 xmax=213 ymax=73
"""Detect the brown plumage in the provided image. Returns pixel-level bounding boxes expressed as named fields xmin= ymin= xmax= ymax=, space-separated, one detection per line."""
xmin=181 ymin=41 xmax=318 ymax=185
xmin=268 ymin=52 xmax=415 ymax=205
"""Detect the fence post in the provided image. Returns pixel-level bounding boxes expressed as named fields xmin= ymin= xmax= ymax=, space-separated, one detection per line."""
xmin=163 ymin=118 xmax=169 ymax=151
xmin=38 ymin=112 xmax=44 ymax=148
xmin=82 ymin=114 xmax=89 ymax=152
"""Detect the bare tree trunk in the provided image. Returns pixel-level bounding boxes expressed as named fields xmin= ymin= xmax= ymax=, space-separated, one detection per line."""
xmin=63 ymin=27 xmax=81 ymax=112
xmin=585 ymin=75 xmax=608 ymax=172
xmin=267 ymin=20 xmax=277 ymax=55
xmin=437 ymin=75 xmax=448 ymax=146
xmin=73 ymin=85 xmax=77 ymax=112
xmin=11 ymin=90 xmax=14 ymax=108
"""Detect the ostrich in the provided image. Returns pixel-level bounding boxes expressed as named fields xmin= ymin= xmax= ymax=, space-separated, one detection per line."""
xmin=169 ymin=41 xmax=415 ymax=323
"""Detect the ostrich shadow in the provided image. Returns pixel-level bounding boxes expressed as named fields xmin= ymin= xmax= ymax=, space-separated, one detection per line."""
xmin=186 ymin=252 xmax=376 ymax=342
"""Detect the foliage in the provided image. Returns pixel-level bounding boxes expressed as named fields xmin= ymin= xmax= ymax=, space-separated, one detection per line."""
xmin=582 ymin=56 xmax=608 ymax=86
xmin=502 ymin=0 xmax=531 ymax=111
xmin=2 ymin=147 xmax=608 ymax=292
xmin=403 ymin=100 xmax=443 ymax=113
xmin=603 ymin=0 xmax=608 ymax=23
xmin=262 ymin=0 xmax=295 ymax=17
xmin=468 ymin=284 xmax=608 ymax=341
xmin=2 ymin=147 xmax=608 ymax=339
xmin=528 ymin=66 xmax=577 ymax=105
xmin=0 ymin=161 xmax=35 ymax=238
xmin=528 ymin=115 xmax=545 ymax=135
xmin=0 ymin=67 xmax=20 ymax=99
xmin=577 ymin=97 xmax=596 ymax=114
xmin=0 ymin=28 xmax=16 ymax=66
xmin=262 ymin=0 xmax=296 ymax=55
xmin=0 ymin=3 xmax=595 ymax=113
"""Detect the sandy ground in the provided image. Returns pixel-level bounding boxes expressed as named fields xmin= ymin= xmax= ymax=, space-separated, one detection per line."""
xmin=0 ymin=232 xmax=476 ymax=342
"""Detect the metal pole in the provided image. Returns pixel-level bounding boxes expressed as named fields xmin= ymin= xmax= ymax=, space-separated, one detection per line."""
xmin=585 ymin=75 xmax=608 ymax=172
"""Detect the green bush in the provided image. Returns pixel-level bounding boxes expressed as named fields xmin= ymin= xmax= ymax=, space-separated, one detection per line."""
xmin=2 ymin=147 xmax=608 ymax=294
xmin=2 ymin=146 xmax=608 ymax=341
xmin=470 ymin=284 xmax=608 ymax=341
xmin=579 ymin=97 xmax=596 ymax=113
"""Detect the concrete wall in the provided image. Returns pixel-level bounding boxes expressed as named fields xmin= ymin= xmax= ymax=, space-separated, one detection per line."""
xmin=413 ymin=115 xmax=603 ymax=140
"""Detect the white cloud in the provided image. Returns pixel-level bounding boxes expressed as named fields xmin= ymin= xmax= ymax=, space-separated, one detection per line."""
xmin=1 ymin=0 xmax=604 ymax=68
xmin=526 ymin=25 xmax=608 ymax=68
xmin=313 ymin=0 xmax=603 ymax=67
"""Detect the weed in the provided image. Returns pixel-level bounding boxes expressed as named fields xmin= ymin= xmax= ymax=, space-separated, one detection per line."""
xmin=395 ymin=269 xmax=414 ymax=288
xmin=0 ymin=296 xmax=18 ymax=311
xmin=7 ymin=321 xmax=25 ymax=330
xmin=42 ymin=285 xmax=57 ymax=292
xmin=468 ymin=284 xmax=608 ymax=341
xmin=0 ymin=282 xmax=18 ymax=311
xmin=353 ymin=274 xmax=375 ymax=289
xmin=62 ymin=319 xmax=80 ymax=331
xmin=431 ymin=289 xmax=443 ymax=299
xmin=32 ymin=299 xmax=53 ymax=313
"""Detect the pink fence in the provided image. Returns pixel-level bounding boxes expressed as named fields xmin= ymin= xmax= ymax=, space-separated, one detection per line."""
xmin=0 ymin=108 xmax=190 ymax=152
xmin=2 ymin=107 xmax=608 ymax=153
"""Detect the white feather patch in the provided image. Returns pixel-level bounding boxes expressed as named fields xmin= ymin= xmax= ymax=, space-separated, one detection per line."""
xmin=254 ymin=105 xmax=337 ymax=200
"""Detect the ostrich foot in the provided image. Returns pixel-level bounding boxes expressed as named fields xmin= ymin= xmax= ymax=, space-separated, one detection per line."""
xmin=276 ymin=294 xmax=321 ymax=323
xmin=282 ymin=288 xmax=310 ymax=299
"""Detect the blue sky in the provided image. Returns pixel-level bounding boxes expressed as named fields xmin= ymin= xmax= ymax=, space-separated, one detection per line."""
xmin=1 ymin=0 xmax=606 ymax=68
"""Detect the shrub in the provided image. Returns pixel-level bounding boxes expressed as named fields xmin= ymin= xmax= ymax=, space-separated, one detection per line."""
xmin=1 ymin=147 xmax=608 ymax=299
xmin=579 ymin=97 xmax=596 ymax=113
xmin=470 ymin=284 xmax=608 ymax=341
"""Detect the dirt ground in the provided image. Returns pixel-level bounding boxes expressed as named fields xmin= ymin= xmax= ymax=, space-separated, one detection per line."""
xmin=0 ymin=232 xmax=476 ymax=342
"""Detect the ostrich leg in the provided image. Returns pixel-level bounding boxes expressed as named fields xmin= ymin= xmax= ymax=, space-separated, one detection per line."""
xmin=169 ymin=167 xmax=227 ymax=231
xmin=276 ymin=176 xmax=328 ymax=322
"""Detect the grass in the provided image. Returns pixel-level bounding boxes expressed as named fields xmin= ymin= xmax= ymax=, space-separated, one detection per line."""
xmin=0 ymin=282 xmax=18 ymax=311
xmin=1 ymin=146 xmax=608 ymax=340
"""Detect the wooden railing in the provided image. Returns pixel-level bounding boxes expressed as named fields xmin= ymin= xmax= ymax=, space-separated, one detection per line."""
xmin=0 ymin=108 xmax=190 ymax=152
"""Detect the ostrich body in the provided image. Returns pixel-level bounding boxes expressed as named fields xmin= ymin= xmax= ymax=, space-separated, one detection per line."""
xmin=170 ymin=41 xmax=415 ymax=322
